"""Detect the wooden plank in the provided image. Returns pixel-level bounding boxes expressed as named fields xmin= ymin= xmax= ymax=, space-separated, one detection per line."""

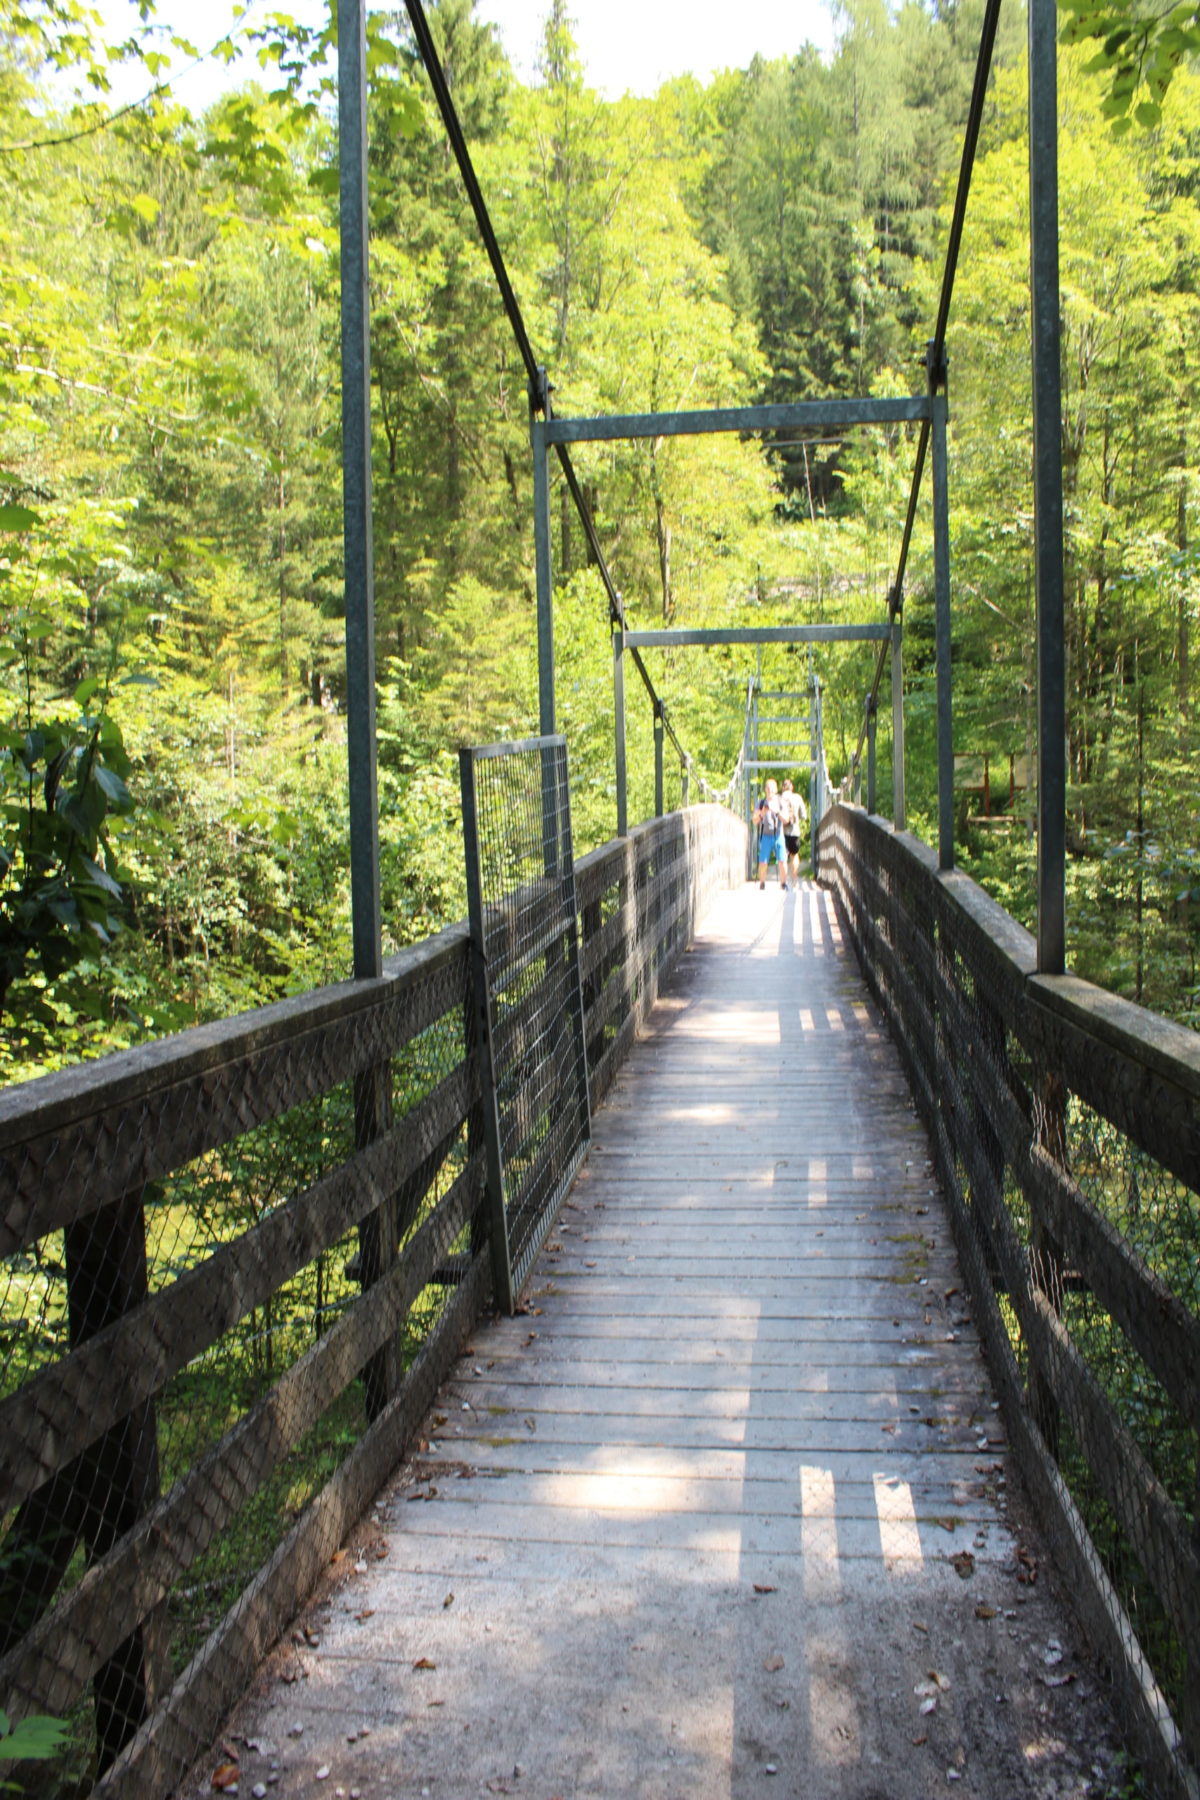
xmin=0 ymin=1067 xmax=474 ymax=1510
xmin=0 ymin=1163 xmax=484 ymax=1724
xmin=1024 ymin=979 xmax=1200 ymax=1192
xmin=1024 ymin=1145 xmax=1200 ymax=1432
xmin=0 ymin=928 xmax=471 ymax=1251
xmin=95 ymin=1254 xmax=491 ymax=1800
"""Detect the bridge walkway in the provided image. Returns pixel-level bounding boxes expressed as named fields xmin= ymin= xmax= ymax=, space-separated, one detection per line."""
xmin=195 ymin=880 xmax=1119 ymax=1800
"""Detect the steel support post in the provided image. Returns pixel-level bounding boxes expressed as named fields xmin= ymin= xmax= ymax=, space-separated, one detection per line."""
xmin=613 ymin=624 xmax=627 ymax=837
xmin=931 ymin=371 xmax=954 ymax=870
xmin=459 ymin=749 xmax=515 ymax=1314
xmin=1029 ymin=0 xmax=1067 ymax=974
xmin=339 ymin=0 xmax=381 ymax=982
xmin=531 ymin=405 xmax=555 ymax=738
xmin=339 ymin=0 xmax=397 ymax=1417
xmin=810 ymin=681 xmax=823 ymax=868
xmin=891 ymin=619 xmax=906 ymax=830
xmin=867 ymin=693 xmax=877 ymax=816
xmin=653 ymin=700 xmax=665 ymax=817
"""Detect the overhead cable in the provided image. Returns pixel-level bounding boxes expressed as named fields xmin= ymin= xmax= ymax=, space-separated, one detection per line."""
xmin=403 ymin=0 xmax=701 ymax=784
xmin=403 ymin=0 xmax=541 ymax=395
xmin=850 ymin=0 xmax=1003 ymax=786
xmin=406 ymin=0 xmax=626 ymax=624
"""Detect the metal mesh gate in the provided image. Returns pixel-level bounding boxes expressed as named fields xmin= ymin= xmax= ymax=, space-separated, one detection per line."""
xmin=460 ymin=736 xmax=591 ymax=1311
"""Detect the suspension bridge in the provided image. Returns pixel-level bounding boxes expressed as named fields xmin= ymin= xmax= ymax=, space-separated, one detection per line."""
xmin=1 ymin=0 xmax=1198 ymax=1795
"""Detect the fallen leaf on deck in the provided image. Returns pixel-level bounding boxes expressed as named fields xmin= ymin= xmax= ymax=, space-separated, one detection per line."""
xmin=763 ymin=1654 xmax=785 ymax=1672
xmin=911 ymin=1620 xmax=929 ymax=1634
xmin=412 ymin=1657 xmax=437 ymax=1671
xmin=950 ymin=1551 xmax=975 ymax=1579
xmin=753 ymin=1584 xmax=777 ymax=1594
xmin=443 ymin=1593 xmax=455 ymax=1609
xmin=212 ymin=1763 xmax=240 ymax=1791
xmin=354 ymin=1610 xmax=374 ymax=1623
xmin=974 ymin=1605 xmax=997 ymax=1620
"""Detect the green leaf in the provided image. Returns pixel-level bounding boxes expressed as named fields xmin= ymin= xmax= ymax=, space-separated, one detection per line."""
xmin=0 ymin=1712 xmax=71 ymax=1761
xmin=93 ymin=766 xmax=132 ymax=809
xmin=0 ymin=504 xmax=39 ymax=532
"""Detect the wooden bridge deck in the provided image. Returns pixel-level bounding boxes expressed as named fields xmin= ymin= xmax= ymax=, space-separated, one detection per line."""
xmin=200 ymin=881 xmax=1118 ymax=1800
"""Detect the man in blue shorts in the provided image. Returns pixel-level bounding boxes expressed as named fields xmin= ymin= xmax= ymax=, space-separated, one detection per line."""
xmin=754 ymin=778 xmax=787 ymax=890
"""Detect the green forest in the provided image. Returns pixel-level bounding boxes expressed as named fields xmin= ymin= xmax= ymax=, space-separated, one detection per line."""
xmin=2 ymin=0 xmax=1198 ymax=1086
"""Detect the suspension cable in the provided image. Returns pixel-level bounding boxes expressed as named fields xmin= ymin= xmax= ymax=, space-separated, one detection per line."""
xmin=404 ymin=0 xmax=757 ymax=800
xmin=849 ymin=0 xmax=1003 ymax=788
xmin=403 ymin=0 xmax=540 ymax=395
xmin=405 ymin=0 xmax=623 ymax=616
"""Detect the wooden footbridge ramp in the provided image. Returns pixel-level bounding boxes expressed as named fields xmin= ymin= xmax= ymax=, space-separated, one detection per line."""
xmin=193 ymin=879 xmax=1119 ymax=1800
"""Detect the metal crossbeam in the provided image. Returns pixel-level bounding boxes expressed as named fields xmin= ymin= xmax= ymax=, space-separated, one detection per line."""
xmin=546 ymin=397 xmax=930 ymax=445
xmin=625 ymin=624 xmax=893 ymax=648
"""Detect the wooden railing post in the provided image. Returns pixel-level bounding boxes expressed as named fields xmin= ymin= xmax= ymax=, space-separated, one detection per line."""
xmin=1029 ymin=1069 xmax=1067 ymax=1460
xmin=355 ymin=1065 xmax=400 ymax=1420
xmin=66 ymin=1192 xmax=168 ymax=1770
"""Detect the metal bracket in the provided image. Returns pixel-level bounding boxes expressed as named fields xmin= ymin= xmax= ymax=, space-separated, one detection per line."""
xmin=925 ymin=338 xmax=949 ymax=394
xmin=529 ymin=364 xmax=553 ymax=420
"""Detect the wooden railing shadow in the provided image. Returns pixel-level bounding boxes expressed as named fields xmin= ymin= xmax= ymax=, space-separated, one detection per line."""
xmin=0 ymin=807 xmax=746 ymax=1800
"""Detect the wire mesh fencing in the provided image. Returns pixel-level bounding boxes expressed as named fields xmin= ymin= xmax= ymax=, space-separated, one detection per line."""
xmin=0 ymin=800 xmax=749 ymax=1800
xmin=0 ymin=928 xmax=487 ymax=1798
xmin=818 ymin=803 xmax=1200 ymax=1800
xmin=460 ymin=736 xmax=591 ymax=1309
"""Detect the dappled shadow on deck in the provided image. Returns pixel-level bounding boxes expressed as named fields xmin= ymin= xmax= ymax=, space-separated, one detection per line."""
xmin=192 ymin=882 xmax=1121 ymax=1800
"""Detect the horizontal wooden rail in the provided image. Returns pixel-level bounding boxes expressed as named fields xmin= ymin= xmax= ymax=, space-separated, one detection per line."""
xmin=817 ymin=804 xmax=1200 ymax=1800
xmin=0 ymin=804 xmax=746 ymax=1800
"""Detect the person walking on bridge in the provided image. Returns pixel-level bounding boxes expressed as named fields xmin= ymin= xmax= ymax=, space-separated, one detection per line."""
xmin=755 ymin=778 xmax=787 ymax=890
xmin=780 ymin=777 xmax=808 ymax=889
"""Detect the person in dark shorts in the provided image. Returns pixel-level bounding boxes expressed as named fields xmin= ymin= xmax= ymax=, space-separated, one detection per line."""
xmin=780 ymin=778 xmax=808 ymax=888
